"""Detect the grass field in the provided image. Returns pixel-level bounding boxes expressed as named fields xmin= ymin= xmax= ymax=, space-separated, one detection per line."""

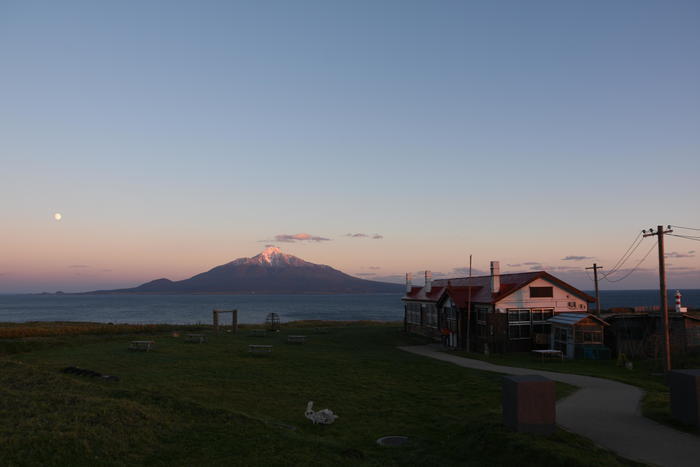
xmin=0 ymin=322 xmax=642 ymax=466
xmin=449 ymin=349 xmax=700 ymax=435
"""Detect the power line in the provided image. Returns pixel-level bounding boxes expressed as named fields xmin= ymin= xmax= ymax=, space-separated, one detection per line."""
xmin=670 ymin=233 xmax=700 ymax=238
xmin=602 ymin=232 xmax=644 ymax=278
xmin=603 ymin=240 xmax=657 ymax=283
xmin=668 ymin=233 xmax=700 ymax=242
xmin=602 ymin=241 xmax=643 ymax=277
xmin=605 ymin=231 xmax=642 ymax=272
xmin=671 ymin=225 xmax=700 ymax=232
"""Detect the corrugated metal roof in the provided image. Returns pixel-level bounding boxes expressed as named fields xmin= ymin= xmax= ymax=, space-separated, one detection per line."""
xmin=403 ymin=286 xmax=446 ymax=302
xmin=548 ymin=313 xmax=589 ymax=325
xmin=444 ymin=285 xmax=484 ymax=306
xmin=402 ymin=271 xmax=595 ymax=304
xmin=548 ymin=313 xmax=609 ymax=326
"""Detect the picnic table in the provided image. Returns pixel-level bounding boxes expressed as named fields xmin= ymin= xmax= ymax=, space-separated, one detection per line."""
xmin=287 ymin=335 xmax=307 ymax=344
xmin=129 ymin=340 xmax=155 ymax=352
xmin=248 ymin=344 xmax=273 ymax=354
xmin=184 ymin=334 xmax=206 ymax=343
xmin=532 ymin=349 xmax=564 ymax=361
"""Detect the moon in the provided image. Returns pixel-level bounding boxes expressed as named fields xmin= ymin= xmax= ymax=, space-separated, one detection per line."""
xmin=53 ymin=213 xmax=62 ymax=221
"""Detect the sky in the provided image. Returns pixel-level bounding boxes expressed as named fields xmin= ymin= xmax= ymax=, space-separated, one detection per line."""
xmin=1 ymin=0 xmax=699 ymax=293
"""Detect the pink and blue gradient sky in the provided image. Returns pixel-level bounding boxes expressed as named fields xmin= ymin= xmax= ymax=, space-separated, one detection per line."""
xmin=1 ymin=0 xmax=699 ymax=293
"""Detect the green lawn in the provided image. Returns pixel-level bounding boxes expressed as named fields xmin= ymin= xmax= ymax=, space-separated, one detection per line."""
xmin=0 ymin=324 xmax=642 ymax=466
xmin=449 ymin=349 xmax=700 ymax=435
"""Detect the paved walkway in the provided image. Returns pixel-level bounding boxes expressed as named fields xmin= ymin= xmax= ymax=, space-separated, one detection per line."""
xmin=399 ymin=344 xmax=700 ymax=467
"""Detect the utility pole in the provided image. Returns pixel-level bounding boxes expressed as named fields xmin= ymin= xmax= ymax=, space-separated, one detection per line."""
xmin=643 ymin=225 xmax=673 ymax=372
xmin=585 ymin=263 xmax=603 ymax=315
xmin=466 ymin=255 xmax=472 ymax=353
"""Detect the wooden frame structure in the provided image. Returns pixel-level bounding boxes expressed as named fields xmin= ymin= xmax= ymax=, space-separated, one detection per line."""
xmin=213 ymin=309 xmax=238 ymax=333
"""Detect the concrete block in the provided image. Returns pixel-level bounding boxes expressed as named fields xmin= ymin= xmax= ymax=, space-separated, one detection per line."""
xmin=502 ymin=375 xmax=556 ymax=435
xmin=668 ymin=369 xmax=700 ymax=427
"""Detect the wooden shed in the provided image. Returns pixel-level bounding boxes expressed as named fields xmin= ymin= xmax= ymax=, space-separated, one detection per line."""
xmin=602 ymin=312 xmax=700 ymax=359
xmin=548 ymin=313 xmax=610 ymax=359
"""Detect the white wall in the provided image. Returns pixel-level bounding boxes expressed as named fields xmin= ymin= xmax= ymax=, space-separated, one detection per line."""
xmin=495 ymin=277 xmax=588 ymax=313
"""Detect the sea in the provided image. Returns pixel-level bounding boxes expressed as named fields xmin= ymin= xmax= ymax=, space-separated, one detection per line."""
xmin=0 ymin=290 xmax=698 ymax=325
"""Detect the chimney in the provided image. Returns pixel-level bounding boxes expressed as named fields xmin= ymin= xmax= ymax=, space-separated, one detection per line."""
xmin=490 ymin=261 xmax=500 ymax=294
xmin=405 ymin=272 xmax=413 ymax=293
xmin=425 ymin=270 xmax=432 ymax=293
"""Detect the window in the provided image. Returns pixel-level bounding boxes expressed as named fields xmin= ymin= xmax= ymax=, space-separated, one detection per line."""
xmin=424 ymin=304 xmax=438 ymax=328
xmin=476 ymin=307 xmax=490 ymax=323
xmin=530 ymin=286 xmax=553 ymax=298
xmin=509 ymin=324 xmax=530 ymax=339
xmin=531 ymin=308 xmax=553 ymax=337
xmin=507 ymin=308 xmax=531 ymax=340
xmin=576 ymin=330 xmax=602 ymax=344
xmin=508 ymin=309 xmax=530 ymax=322
xmin=446 ymin=307 xmax=458 ymax=332
xmin=406 ymin=303 xmax=421 ymax=324
xmin=554 ymin=327 xmax=569 ymax=342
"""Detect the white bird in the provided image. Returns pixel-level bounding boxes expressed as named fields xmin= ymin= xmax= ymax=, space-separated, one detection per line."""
xmin=305 ymin=401 xmax=338 ymax=425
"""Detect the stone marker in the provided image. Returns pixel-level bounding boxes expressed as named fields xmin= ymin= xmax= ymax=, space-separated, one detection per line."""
xmin=502 ymin=375 xmax=555 ymax=435
xmin=668 ymin=369 xmax=700 ymax=427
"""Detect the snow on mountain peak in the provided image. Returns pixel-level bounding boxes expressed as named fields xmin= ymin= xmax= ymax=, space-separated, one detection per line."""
xmin=260 ymin=246 xmax=282 ymax=260
xmin=223 ymin=246 xmax=325 ymax=269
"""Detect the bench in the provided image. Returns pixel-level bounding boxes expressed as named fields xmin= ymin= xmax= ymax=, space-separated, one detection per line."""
xmin=248 ymin=344 xmax=273 ymax=354
xmin=184 ymin=334 xmax=206 ymax=343
xmin=287 ymin=335 xmax=307 ymax=344
xmin=532 ymin=349 xmax=564 ymax=362
xmin=249 ymin=329 xmax=267 ymax=337
xmin=129 ymin=340 xmax=155 ymax=352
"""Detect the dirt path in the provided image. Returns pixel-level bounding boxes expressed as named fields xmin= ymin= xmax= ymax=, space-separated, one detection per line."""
xmin=399 ymin=344 xmax=700 ymax=467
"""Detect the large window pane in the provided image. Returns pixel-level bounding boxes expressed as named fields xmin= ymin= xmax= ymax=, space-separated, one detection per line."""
xmin=509 ymin=324 xmax=531 ymax=339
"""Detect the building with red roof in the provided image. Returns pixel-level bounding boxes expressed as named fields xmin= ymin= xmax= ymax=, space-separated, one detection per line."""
xmin=402 ymin=262 xmax=595 ymax=352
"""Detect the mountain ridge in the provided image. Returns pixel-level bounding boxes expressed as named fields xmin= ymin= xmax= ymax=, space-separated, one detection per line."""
xmin=86 ymin=247 xmax=403 ymax=294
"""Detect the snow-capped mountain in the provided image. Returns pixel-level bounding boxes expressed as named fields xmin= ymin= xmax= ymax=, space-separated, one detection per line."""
xmin=89 ymin=247 xmax=402 ymax=294
xmin=226 ymin=246 xmax=315 ymax=268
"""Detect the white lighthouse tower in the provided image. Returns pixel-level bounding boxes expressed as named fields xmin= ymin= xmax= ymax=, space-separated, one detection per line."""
xmin=675 ymin=290 xmax=687 ymax=313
